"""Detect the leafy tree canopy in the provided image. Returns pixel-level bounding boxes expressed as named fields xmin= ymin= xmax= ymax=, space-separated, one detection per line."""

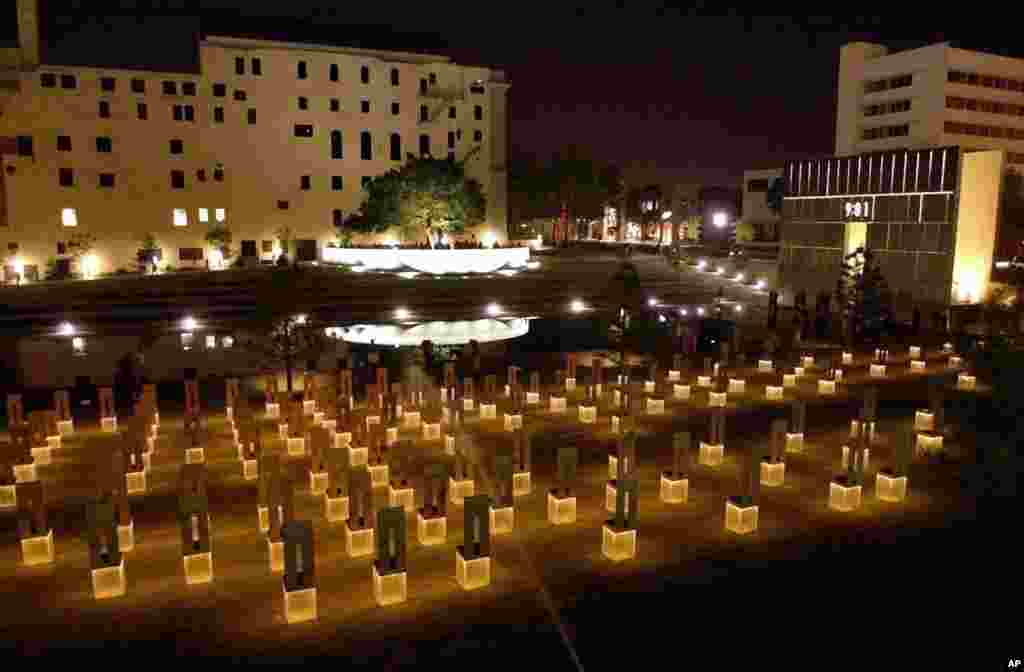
xmin=835 ymin=246 xmax=893 ymax=345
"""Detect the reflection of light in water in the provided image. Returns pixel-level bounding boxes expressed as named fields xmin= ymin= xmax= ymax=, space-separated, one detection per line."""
xmin=337 ymin=319 xmax=529 ymax=346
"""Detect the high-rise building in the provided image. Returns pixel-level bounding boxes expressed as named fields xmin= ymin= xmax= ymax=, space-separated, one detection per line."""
xmin=0 ymin=2 xmax=509 ymax=281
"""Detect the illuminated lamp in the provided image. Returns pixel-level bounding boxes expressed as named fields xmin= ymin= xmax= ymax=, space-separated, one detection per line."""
xmin=489 ymin=506 xmax=515 ymax=535
xmin=92 ymin=559 xmax=127 ymax=599
xmin=699 ymin=441 xmax=724 ymax=467
xmin=513 ymin=471 xmax=531 ymax=497
xmin=601 ymin=524 xmax=637 ymax=561
xmin=725 ymin=498 xmax=758 ymax=534
xmin=876 ymin=471 xmax=908 ymax=503
xmin=372 ymin=564 xmax=408 ymax=606
xmin=660 ymin=475 xmax=688 ymax=504
xmin=828 ymin=479 xmax=862 ymax=512
xmin=760 ymin=460 xmax=785 ymax=486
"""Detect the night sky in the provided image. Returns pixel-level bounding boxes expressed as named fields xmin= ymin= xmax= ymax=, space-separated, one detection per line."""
xmin=5 ymin=3 xmax=1023 ymax=192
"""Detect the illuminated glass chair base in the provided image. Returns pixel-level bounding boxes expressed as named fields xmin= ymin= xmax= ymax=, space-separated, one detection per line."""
xmin=489 ymin=506 xmax=514 ymax=535
xmin=660 ymin=474 xmax=688 ymax=504
xmin=283 ymin=585 xmax=317 ymax=624
xmin=21 ymin=529 xmax=55 ymax=566
xmin=183 ymin=552 xmax=213 ymax=584
xmin=324 ymin=493 xmax=349 ymax=522
xmin=185 ymin=447 xmax=205 ymax=464
xmin=345 ymin=522 xmax=375 ymax=558
xmin=725 ymin=497 xmax=758 ymax=534
xmin=784 ymin=433 xmax=804 ymax=454
xmin=268 ymin=539 xmax=285 ymax=572
xmin=547 ymin=491 xmax=577 ymax=525
xmin=513 ymin=471 xmax=531 ymax=497
xmin=373 ymin=564 xmax=408 ymax=606
xmin=243 ymin=459 xmax=258 ymax=481
xmin=875 ymin=472 xmax=908 ymax=503
xmin=388 ymin=483 xmax=416 ymax=512
xmin=760 ymin=460 xmax=785 ymax=487
xmin=416 ymin=511 xmax=447 ymax=545
xmin=699 ymin=442 xmax=724 ymax=467
xmin=456 ymin=548 xmax=491 ymax=590
xmin=829 ymin=480 xmax=862 ymax=512
xmin=309 ymin=471 xmax=328 ymax=495
xmin=101 ymin=416 xmax=118 ymax=433
xmin=0 ymin=485 xmax=16 ymax=509
xmin=449 ymin=478 xmax=475 ymax=506
xmin=601 ymin=523 xmax=637 ymax=562
xmin=118 ymin=521 xmax=134 ymax=552
xmin=92 ymin=559 xmax=127 ymax=599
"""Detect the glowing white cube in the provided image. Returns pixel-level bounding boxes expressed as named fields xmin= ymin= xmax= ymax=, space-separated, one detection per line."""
xmin=957 ymin=374 xmax=976 ymax=391
xmin=608 ymin=455 xmax=618 ymax=480
xmin=916 ymin=432 xmax=943 ymax=456
xmin=579 ymin=405 xmax=597 ymax=424
xmin=660 ymin=475 xmax=688 ymax=504
xmin=21 ymin=530 xmax=54 ymax=566
xmin=321 ymin=419 xmax=337 ymax=433
xmin=785 ymin=432 xmax=804 ymax=453
xmin=301 ymin=400 xmax=315 ymax=416
xmin=870 ymin=364 xmax=886 ymax=378
xmin=547 ymin=493 xmax=577 ymax=525
xmin=914 ymin=410 xmax=934 ymax=432
xmin=186 ymin=447 xmax=205 ymax=464
xmin=416 ymin=513 xmax=447 ymax=546
xmin=697 ymin=376 xmax=712 ymax=388
xmin=464 ymin=398 xmax=475 ymax=412
xmin=310 ymin=471 xmax=329 ymax=495
xmin=758 ymin=360 xmax=773 ymax=373
xmin=709 ymin=392 xmax=727 ymax=407
xmin=667 ymin=370 xmax=681 ymax=382
xmin=549 ymin=397 xmax=567 ymax=413
xmin=313 ymin=411 xmax=325 ymax=426
xmin=727 ymin=379 xmax=745 ymax=395
xmin=456 ymin=550 xmax=491 ymax=590
xmin=372 ymin=565 xmax=408 ymax=606
xmin=258 ymin=506 xmax=269 ymax=533
xmin=699 ymin=442 xmax=724 ymax=467
xmin=345 ymin=524 xmax=374 ymax=557
xmin=876 ymin=473 xmax=908 ymax=503
xmin=842 ymin=352 xmax=853 ymax=365
xmin=125 ymin=470 xmax=146 ymax=494
xmin=402 ymin=411 xmax=421 ymax=430
xmin=284 ymin=586 xmax=317 ymax=624
xmin=513 ymin=471 xmax=531 ymax=497
xmin=502 ymin=414 xmax=522 ymax=432
xmin=388 ymin=485 xmax=415 ymax=512
xmin=910 ymin=360 xmax=925 ymax=372
xmin=449 ymin=477 xmax=475 ymax=506
xmin=818 ymin=379 xmax=836 ymax=395
xmin=766 ymin=385 xmax=783 ymax=401
xmin=423 ymin=422 xmax=441 ymax=440
xmin=760 ymin=461 xmax=785 ymax=486
xmin=566 ymin=377 xmax=577 ymax=392
xmin=909 ymin=346 xmax=921 ymax=360
xmin=644 ymin=381 xmax=655 ymax=394
xmin=783 ymin=374 xmax=797 ymax=388
xmin=673 ymin=384 xmax=691 ymax=401
xmin=725 ymin=501 xmax=758 ymax=534
xmin=92 ymin=559 xmax=127 ymax=599
xmin=265 ymin=403 xmax=280 ymax=419
xmin=480 ymin=403 xmax=497 ymax=420
xmin=349 ymin=445 xmax=368 ymax=468
xmin=601 ymin=525 xmax=637 ymax=562
xmin=489 ymin=506 xmax=514 ymax=535
xmin=57 ymin=420 xmax=74 ymax=436
xmin=324 ymin=494 xmax=349 ymax=522
xmin=829 ymin=482 xmax=862 ymax=511
xmin=0 ymin=485 xmax=16 ymax=509
xmin=368 ymin=464 xmax=390 ymax=488
xmin=526 ymin=392 xmax=540 ymax=405
xmin=183 ymin=552 xmax=213 ymax=584
xmin=118 ymin=521 xmax=134 ymax=552
xmin=286 ymin=437 xmax=305 ymax=457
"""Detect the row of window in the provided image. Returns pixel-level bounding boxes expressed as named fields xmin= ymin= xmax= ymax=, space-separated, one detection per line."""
xmin=946 ymin=95 xmax=1024 ymax=117
xmin=944 ymin=120 xmax=1024 ymax=141
xmin=948 ymin=69 xmax=1024 ymax=93
xmin=56 ymin=167 xmax=224 ymax=189
xmin=41 ymin=73 xmax=199 ymax=96
xmin=861 ymin=123 xmax=910 ymax=140
xmin=863 ymin=99 xmax=911 ymax=117
xmin=864 ymin=74 xmax=913 ymax=94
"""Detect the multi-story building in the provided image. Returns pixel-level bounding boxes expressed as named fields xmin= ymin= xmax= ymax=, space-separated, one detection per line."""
xmin=740 ymin=168 xmax=782 ymax=241
xmin=0 ymin=1 xmax=509 ymax=282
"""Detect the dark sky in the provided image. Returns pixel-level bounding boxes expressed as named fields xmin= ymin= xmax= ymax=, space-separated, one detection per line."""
xmin=6 ymin=2 xmax=1024 ymax=191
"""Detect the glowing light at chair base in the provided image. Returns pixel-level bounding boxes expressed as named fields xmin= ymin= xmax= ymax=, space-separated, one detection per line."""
xmin=0 ymin=485 xmax=16 ymax=509
xmin=479 ymin=403 xmax=497 ymax=420
xmin=914 ymin=410 xmax=934 ymax=432
xmin=324 ymin=495 xmax=349 ymax=522
xmin=503 ymin=414 xmax=522 ymax=432
xmin=801 ymin=356 xmax=814 ymax=369
xmin=829 ymin=482 xmax=862 ymax=512
xmin=21 ymin=530 xmax=55 ymax=566
xmin=727 ymin=379 xmax=745 ymax=395
xmin=125 ymin=470 xmax=147 ymax=494
xmin=265 ymin=403 xmax=280 ymax=419
xmin=449 ymin=478 xmax=475 ymax=506
xmin=368 ymin=464 xmax=389 ymax=488
xmin=579 ymin=405 xmax=596 ymax=424
xmin=549 ymin=397 xmax=566 ymax=413
xmin=186 ymin=446 xmax=206 ymax=464
xmin=699 ymin=442 xmax=724 ymax=467
xmin=284 ymin=586 xmax=317 ymax=624
xmin=57 ymin=420 xmax=74 ymax=436
xmin=870 ymin=364 xmax=886 ymax=378
xmin=818 ymin=379 xmax=836 ymax=395
xmin=268 ymin=539 xmax=284 ymax=572
xmin=373 ymin=566 xmax=408 ymax=606
xmin=456 ymin=551 xmax=491 ymax=590
xmin=101 ymin=417 xmax=118 ymax=433
xmin=766 ymin=385 xmax=783 ymax=401
xmin=417 ymin=513 xmax=447 ymax=546
xmin=909 ymin=346 xmax=921 ymax=360
xmin=513 ymin=471 xmax=531 ymax=497
xmin=876 ymin=474 xmax=908 ymax=503
xmin=388 ymin=485 xmax=415 ymax=512
xmin=183 ymin=552 xmax=213 ymax=584
xmin=783 ymin=374 xmax=797 ymax=388
xmin=345 ymin=524 xmax=375 ymax=558
xmin=709 ymin=392 xmax=727 ymax=407
xmin=667 ymin=370 xmax=681 ymax=382
xmin=309 ymin=471 xmax=328 ymax=496
xmin=725 ymin=501 xmax=758 ymax=534
xmin=92 ymin=559 xmax=127 ymax=599
xmin=910 ymin=360 xmax=925 ymax=372
xmin=697 ymin=376 xmax=712 ymax=388
xmin=760 ymin=461 xmax=785 ymax=487
xmin=348 ymin=446 xmax=368 ymax=468
xmin=673 ymin=384 xmax=691 ymax=400
xmin=602 ymin=525 xmax=637 ymax=562
xmin=547 ymin=493 xmax=577 ymax=525
xmin=118 ymin=521 xmax=134 ymax=552
xmin=660 ymin=476 xmax=688 ymax=504
xmin=842 ymin=352 xmax=853 ymax=365
xmin=646 ymin=398 xmax=665 ymax=415
xmin=916 ymin=432 xmax=943 ymax=456
xmin=30 ymin=446 xmax=51 ymax=466
xmin=957 ymin=374 xmax=976 ymax=391
xmin=785 ymin=432 xmax=804 ymax=453
xmin=489 ymin=506 xmax=514 ymax=535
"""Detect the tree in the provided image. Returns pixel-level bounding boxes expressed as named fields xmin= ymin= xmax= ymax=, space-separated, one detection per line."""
xmin=137 ymin=233 xmax=161 ymax=273
xmin=204 ymin=224 xmax=233 ymax=266
xmin=835 ymin=246 xmax=894 ymax=345
xmin=276 ymin=226 xmax=293 ymax=266
xmin=343 ymin=149 xmax=486 ymax=247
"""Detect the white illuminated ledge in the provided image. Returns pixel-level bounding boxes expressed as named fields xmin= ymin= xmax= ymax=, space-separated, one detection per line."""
xmin=324 ymin=246 xmax=530 ymax=274
xmin=336 ymin=319 xmax=529 ymax=347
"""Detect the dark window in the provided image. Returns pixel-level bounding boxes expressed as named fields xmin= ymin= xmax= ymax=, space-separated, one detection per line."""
xmin=247 ymin=108 xmax=256 ymax=124
xmin=59 ymin=167 xmax=73 ymax=187
xmin=171 ymin=170 xmax=185 ymax=189
xmin=390 ymin=133 xmax=401 ymax=161
xmin=99 ymin=101 xmax=110 ymax=118
xmin=419 ymin=134 xmax=430 ymax=156
xmin=330 ymin=64 xmax=339 ymax=82
xmin=99 ymin=173 xmax=115 ymax=188
xmin=173 ymin=105 xmax=183 ymax=121
xmin=470 ymin=81 xmax=485 ymax=94
xmin=474 ymin=105 xmax=483 ymax=120
xmin=294 ymin=124 xmax=314 ymax=138
xmin=333 ymin=209 xmax=343 ymax=227
xmin=61 ymin=74 xmax=76 ymax=89
xmin=182 ymin=82 xmax=196 ymax=96
xmin=296 ymin=239 xmax=317 ymax=262
xmin=170 ymin=139 xmax=183 ymax=155
xmin=420 ymin=105 xmax=429 ymax=122
xmin=262 ymin=240 xmax=274 ymax=253
xmin=361 ymin=66 xmax=369 ymax=84
xmin=747 ymin=179 xmax=770 ymax=192
xmin=137 ymin=103 xmax=148 ymax=119
xmin=449 ymin=106 xmax=456 ymax=119
xmin=131 ymin=78 xmax=145 ymax=93
xmin=57 ymin=135 xmax=72 ymax=152
xmin=214 ymin=167 xmax=224 ymax=181
xmin=277 ymin=200 xmax=289 ymax=210
xmin=391 ymin=101 xmax=400 ymax=115
xmin=96 ymin=137 xmax=112 ymax=153
xmin=456 ymin=129 xmax=462 ymax=140
xmin=429 ymin=73 xmax=437 ymax=85
xmin=179 ymin=247 xmax=204 ymax=262
xmin=332 ymin=175 xmax=343 ymax=191
xmin=420 ymin=78 xmax=428 ymax=94
xmin=447 ymin=131 xmax=455 ymax=148
xmin=473 ymin=129 xmax=483 ymax=142
xmin=301 ymin=175 xmax=311 ymax=190
xmin=235 ymin=57 xmax=245 ymax=75
xmin=213 ymin=106 xmax=224 ymax=123
xmin=40 ymin=73 xmax=56 ymax=88
xmin=213 ymin=83 xmax=226 ymax=97
xmin=297 ymin=61 xmax=307 ymax=79
xmin=184 ymin=105 xmax=194 ymax=122
xmin=391 ymin=68 xmax=399 ymax=86
xmin=100 ymin=77 xmax=115 ymax=92
xmin=361 ymin=131 xmax=372 ymax=160
xmin=251 ymin=58 xmax=261 ymax=75
xmin=362 ymin=176 xmax=371 ymax=189
xmin=16 ymin=136 xmax=33 ymax=156
xmin=234 ymin=90 xmax=247 ymax=101
xmin=162 ymin=81 xmax=176 ymax=95
xmin=330 ymin=98 xmax=340 ymax=112
xmin=57 ymin=242 xmax=67 ymax=255
xmin=448 ymin=151 xmax=455 ymax=162
xmin=361 ymin=99 xmax=370 ymax=114
xmin=331 ymin=130 xmax=342 ymax=159
xmin=197 ymin=169 xmax=206 ymax=182
xmin=241 ymin=240 xmax=257 ymax=257
xmin=299 ymin=96 xmax=308 ymax=110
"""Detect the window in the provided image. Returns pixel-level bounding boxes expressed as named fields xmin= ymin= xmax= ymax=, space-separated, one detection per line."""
xmin=391 ymin=101 xmax=400 ymax=115
xmin=170 ymin=139 xmax=183 ymax=155
xmin=131 ymin=78 xmax=145 ymax=93
xmin=16 ymin=136 xmax=33 ymax=157
xmin=61 ymin=74 xmax=77 ymax=89
xmin=362 ymin=176 xmax=371 ymax=189
xmin=333 ymin=209 xmax=343 ymax=227
xmin=301 ymin=175 xmax=311 ymax=190
xmin=99 ymin=101 xmax=110 ymax=118
xmin=277 ymin=200 xmax=289 ymax=210
xmin=419 ymin=134 xmax=430 ymax=156
xmin=473 ymin=129 xmax=483 ymax=142
xmin=213 ymin=83 xmax=226 ymax=97
xmin=429 ymin=73 xmax=437 ymax=85
xmin=100 ymin=77 xmax=116 ymax=92
xmin=214 ymin=167 xmax=224 ymax=181
xmin=361 ymin=131 xmax=372 ymax=160
xmin=137 ymin=103 xmax=148 ymax=120
xmin=59 ymin=168 xmax=73 ymax=187
xmin=99 ymin=173 xmax=115 ymax=188
xmin=198 ymin=208 xmax=209 ymax=223
xmin=746 ymin=179 xmax=770 ymax=192
xmin=162 ymin=81 xmax=176 ymax=95
xmin=251 ymin=58 xmax=261 ymax=75
xmin=197 ymin=169 xmax=206 ymax=182
xmin=173 ymin=208 xmax=188 ymax=227
xmin=216 ymin=208 xmax=226 ymax=222
xmin=61 ymin=208 xmax=78 ymax=227
xmin=456 ymin=129 xmax=462 ymax=140
xmin=470 ymin=80 xmax=485 ymax=94
xmin=361 ymin=65 xmax=370 ymax=84
xmin=296 ymin=239 xmax=317 ymax=262
xmin=178 ymin=247 xmax=203 ymax=262
xmin=390 ymin=133 xmax=401 ymax=161
xmin=171 ymin=170 xmax=185 ymax=189
xmin=448 ymin=131 xmax=455 ymax=148
xmin=236 ymin=57 xmax=245 ymax=75
xmin=331 ymin=130 xmax=342 ymax=159
xmin=420 ymin=105 xmax=429 ymax=122
xmin=358 ymin=99 xmax=369 ymax=114
xmin=248 ymin=109 xmax=256 ymax=124
xmin=96 ymin=137 xmax=112 ymax=153
xmin=448 ymin=151 xmax=455 ymax=162
xmin=262 ymin=240 xmax=274 ymax=253
xmin=474 ymin=105 xmax=483 ymax=120
xmin=213 ymin=106 xmax=224 ymax=123
xmin=294 ymin=124 xmax=314 ymax=138
xmin=420 ymin=78 xmax=428 ymax=94
xmin=183 ymin=82 xmax=196 ymax=96
xmin=391 ymin=68 xmax=399 ymax=86
xmin=234 ymin=90 xmax=247 ymax=101
xmin=330 ymin=64 xmax=339 ymax=82
xmin=330 ymin=98 xmax=340 ymax=112
xmin=173 ymin=105 xmax=183 ymax=121
xmin=184 ymin=105 xmax=194 ymax=122
xmin=332 ymin=175 xmax=343 ymax=190
xmin=57 ymin=135 xmax=72 ymax=152
xmin=242 ymin=240 xmax=257 ymax=257
xmin=298 ymin=61 xmax=307 ymax=79
xmin=40 ymin=73 xmax=56 ymax=88
xmin=449 ymin=106 xmax=456 ymax=119
xmin=299 ymin=96 xmax=308 ymax=110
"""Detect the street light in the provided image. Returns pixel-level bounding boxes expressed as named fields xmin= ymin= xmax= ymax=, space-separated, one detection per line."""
xmin=181 ymin=316 xmax=199 ymax=331
xmin=661 ymin=211 xmax=673 ymax=220
xmin=713 ymin=212 xmax=728 ymax=229
xmin=570 ymin=299 xmax=586 ymax=314
xmin=648 ymin=297 xmax=659 ymax=307
xmin=754 ymin=279 xmax=765 ymax=290
xmin=679 ymin=308 xmax=688 ymax=316
xmin=395 ymin=307 xmax=411 ymax=320
xmin=58 ymin=321 xmax=76 ymax=337
xmin=486 ymin=302 xmax=502 ymax=316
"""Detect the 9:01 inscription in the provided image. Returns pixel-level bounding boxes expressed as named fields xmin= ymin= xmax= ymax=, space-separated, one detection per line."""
xmin=844 ymin=199 xmax=871 ymax=219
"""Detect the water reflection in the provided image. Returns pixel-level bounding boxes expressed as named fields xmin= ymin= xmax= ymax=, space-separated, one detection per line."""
xmin=330 ymin=318 xmax=530 ymax=347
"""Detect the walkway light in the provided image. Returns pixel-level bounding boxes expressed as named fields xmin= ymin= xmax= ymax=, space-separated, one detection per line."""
xmin=648 ymin=297 xmax=659 ymax=307
xmin=570 ymin=299 xmax=586 ymax=314
xmin=395 ymin=308 xmax=411 ymax=320
xmin=754 ymin=280 xmax=765 ymax=290
xmin=58 ymin=321 xmax=76 ymax=337
xmin=182 ymin=316 xmax=199 ymax=331
xmin=713 ymin=212 xmax=728 ymax=228
xmin=486 ymin=303 xmax=502 ymax=316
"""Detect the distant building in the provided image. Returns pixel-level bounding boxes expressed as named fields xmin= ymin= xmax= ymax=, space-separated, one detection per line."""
xmin=740 ymin=168 xmax=782 ymax=241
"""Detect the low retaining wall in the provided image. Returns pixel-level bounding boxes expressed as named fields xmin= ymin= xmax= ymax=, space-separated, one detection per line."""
xmin=322 ymin=247 xmax=530 ymax=274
